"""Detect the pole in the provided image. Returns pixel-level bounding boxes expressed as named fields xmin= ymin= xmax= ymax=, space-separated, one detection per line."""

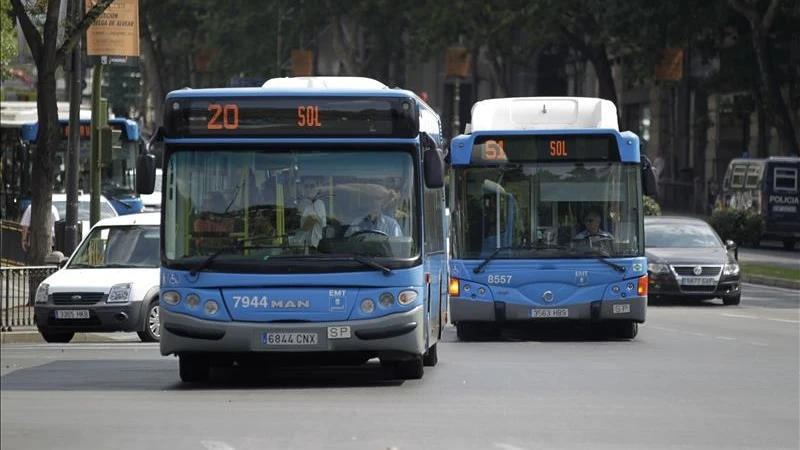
xmin=65 ymin=0 xmax=82 ymax=253
xmin=90 ymin=65 xmax=105 ymax=226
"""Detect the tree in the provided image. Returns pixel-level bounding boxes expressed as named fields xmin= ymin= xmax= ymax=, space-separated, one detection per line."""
xmin=0 ymin=0 xmax=18 ymax=81
xmin=728 ymin=0 xmax=799 ymax=155
xmin=10 ymin=0 xmax=116 ymax=264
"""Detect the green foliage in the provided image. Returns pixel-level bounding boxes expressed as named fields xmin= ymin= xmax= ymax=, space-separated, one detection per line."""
xmin=708 ymin=209 xmax=765 ymax=247
xmin=105 ymin=65 xmax=142 ymax=117
xmin=643 ymin=196 xmax=661 ymax=216
xmin=0 ymin=0 xmax=18 ymax=80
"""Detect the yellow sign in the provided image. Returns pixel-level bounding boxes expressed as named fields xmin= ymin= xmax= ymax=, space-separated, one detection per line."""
xmin=85 ymin=0 xmax=140 ymax=62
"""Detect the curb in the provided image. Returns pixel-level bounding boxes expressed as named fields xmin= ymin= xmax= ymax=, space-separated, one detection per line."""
xmin=741 ymin=274 xmax=800 ymax=291
xmin=0 ymin=329 xmax=136 ymax=345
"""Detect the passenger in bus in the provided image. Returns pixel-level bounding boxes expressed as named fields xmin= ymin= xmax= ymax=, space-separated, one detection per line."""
xmin=294 ymin=178 xmax=327 ymax=248
xmin=574 ymin=209 xmax=613 ymax=240
xmin=345 ymin=194 xmax=403 ymax=237
xmin=193 ymin=191 xmax=235 ymax=253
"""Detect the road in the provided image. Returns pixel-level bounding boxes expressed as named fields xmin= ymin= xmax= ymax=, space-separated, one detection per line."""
xmin=1 ymin=283 xmax=798 ymax=450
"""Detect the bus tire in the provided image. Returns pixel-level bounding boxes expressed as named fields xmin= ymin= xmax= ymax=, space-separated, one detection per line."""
xmin=423 ymin=343 xmax=438 ymax=367
xmin=179 ymin=354 xmax=211 ymax=383
xmin=610 ymin=321 xmax=638 ymax=340
xmin=394 ymin=356 xmax=424 ymax=380
xmin=456 ymin=322 xmax=480 ymax=341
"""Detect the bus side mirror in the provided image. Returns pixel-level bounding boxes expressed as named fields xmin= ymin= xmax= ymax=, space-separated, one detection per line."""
xmin=421 ymin=132 xmax=445 ymax=188
xmin=641 ymin=156 xmax=658 ymax=198
xmin=136 ymin=154 xmax=156 ymax=195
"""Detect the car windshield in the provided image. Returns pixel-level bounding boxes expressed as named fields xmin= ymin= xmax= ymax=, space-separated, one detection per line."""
xmin=69 ymin=225 xmax=160 ymax=268
xmin=645 ymin=222 xmax=723 ymax=248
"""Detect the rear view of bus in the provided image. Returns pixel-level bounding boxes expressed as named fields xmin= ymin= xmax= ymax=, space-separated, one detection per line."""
xmin=448 ymin=97 xmax=655 ymax=340
xmin=148 ymin=77 xmax=448 ymax=382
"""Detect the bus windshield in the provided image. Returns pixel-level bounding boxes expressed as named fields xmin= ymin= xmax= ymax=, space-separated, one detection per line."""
xmin=452 ymin=161 xmax=642 ymax=259
xmin=163 ymin=148 xmax=418 ymax=270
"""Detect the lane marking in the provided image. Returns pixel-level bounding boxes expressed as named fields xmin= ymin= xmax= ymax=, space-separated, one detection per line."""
xmin=494 ymin=444 xmax=530 ymax=450
xmin=201 ymin=441 xmax=236 ymax=450
xmin=722 ymin=313 xmax=799 ymax=324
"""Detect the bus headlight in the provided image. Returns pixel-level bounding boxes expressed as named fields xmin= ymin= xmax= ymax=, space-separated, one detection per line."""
xmin=203 ymin=300 xmax=219 ymax=315
xmin=107 ymin=283 xmax=131 ymax=303
xmin=379 ymin=292 xmax=394 ymax=308
xmin=397 ymin=290 xmax=418 ymax=306
xmin=360 ymin=298 xmax=376 ymax=314
xmin=35 ymin=283 xmax=49 ymax=304
xmin=185 ymin=293 xmax=201 ymax=309
xmin=162 ymin=291 xmax=180 ymax=306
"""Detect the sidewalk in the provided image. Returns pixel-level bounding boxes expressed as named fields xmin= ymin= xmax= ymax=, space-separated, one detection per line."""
xmin=0 ymin=328 xmax=139 ymax=344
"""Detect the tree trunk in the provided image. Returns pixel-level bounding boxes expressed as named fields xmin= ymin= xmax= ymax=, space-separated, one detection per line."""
xmin=752 ymin=30 xmax=799 ymax=155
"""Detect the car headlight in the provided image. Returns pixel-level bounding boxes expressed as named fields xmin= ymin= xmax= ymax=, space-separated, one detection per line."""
xmin=35 ymin=283 xmax=49 ymax=304
xmin=107 ymin=283 xmax=132 ymax=303
xmin=723 ymin=263 xmax=740 ymax=276
xmin=647 ymin=263 xmax=670 ymax=274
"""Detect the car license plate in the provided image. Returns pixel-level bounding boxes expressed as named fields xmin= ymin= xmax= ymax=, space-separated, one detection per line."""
xmin=681 ymin=277 xmax=717 ymax=286
xmin=261 ymin=332 xmax=319 ymax=346
xmin=531 ymin=308 xmax=569 ymax=318
xmin=54 ymin=310 xmax=90 ymax=319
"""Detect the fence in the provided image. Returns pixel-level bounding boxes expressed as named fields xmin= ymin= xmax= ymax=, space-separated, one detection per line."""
xmin=1 ymin=266 xmax=58 ymax=331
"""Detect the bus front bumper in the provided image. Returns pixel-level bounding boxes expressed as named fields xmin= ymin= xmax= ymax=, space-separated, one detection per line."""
xmin=450 ymin=297 xmax=646 ymax=323
xmin=159 ymin=305 xmax=425 ymax=357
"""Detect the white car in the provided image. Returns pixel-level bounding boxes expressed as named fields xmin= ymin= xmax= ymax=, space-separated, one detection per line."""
xmin=34 ymin=213 xmax=161 ymax=343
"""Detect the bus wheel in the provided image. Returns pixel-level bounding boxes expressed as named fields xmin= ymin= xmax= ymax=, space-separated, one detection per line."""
xmin=423 ymin=343 xmax=438 ymax=367
xmin=456 ymin=322 xmax=481 ymax=341
xmin=179 ymin=355 xmax=211 ymax=383
xmin=394 ymin=356 xmax=424 ymax=380
xmin=610 ymin=321 xmax=638 ymax=340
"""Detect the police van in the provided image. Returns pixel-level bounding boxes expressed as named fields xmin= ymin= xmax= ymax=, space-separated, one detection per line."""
xmin=719 ymin=156 xmax=800 ymax=249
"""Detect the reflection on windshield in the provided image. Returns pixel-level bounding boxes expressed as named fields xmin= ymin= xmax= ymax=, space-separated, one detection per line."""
xmin=69 ymin=225 xmax=160 ymax=268
xmin=645 ymin=224 xmax=722 ymax=248
xmin=163 ymin=149 xmax=419 ymax=269
xmin=452 ymin=161 xmax=642 ymax=260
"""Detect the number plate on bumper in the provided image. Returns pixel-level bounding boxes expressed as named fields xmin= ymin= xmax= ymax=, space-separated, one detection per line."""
xmin=261 ymin=332 xmax=319 ymax=346
xmin=531 ymin=308 xmax=569 ymax=318
xmin=54 ymin=310 xmax=90 ymax=319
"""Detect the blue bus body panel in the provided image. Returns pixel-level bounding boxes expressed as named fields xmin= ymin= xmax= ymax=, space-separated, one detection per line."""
xmin=19 ymin=118 xmax=140 ymax=142
xmin=160 ymin=266 xmax=426 ymax=323
xmin=450 ymin=257 xmax=647 ymax=308
xmin=166 ymin=87 xmax=421 ymax=99
xmin=449 ymin=129 xmax=641 ymax=165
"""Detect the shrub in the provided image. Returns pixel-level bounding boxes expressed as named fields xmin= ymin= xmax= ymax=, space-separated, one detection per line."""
xmin=643 ymin=195 xmax=661 ymax=216
xmin=708 ymin=209 xmax=764 ymax=247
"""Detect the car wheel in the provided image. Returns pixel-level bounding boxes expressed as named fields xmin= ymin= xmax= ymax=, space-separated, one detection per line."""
xmin=722 ymin=293 xmax=741 ymax=306
xmin=137 ymin=301 xmax=160 ymax=342
xmin=179 ymin=354 xmax=211 ymax=383
xmin=393 ymin=356 xmax=424 ymax=380
xmin=39 ymin=330 xmax=75 ymax=343
xmin=422 ymin=342 xmax=438 ymax=367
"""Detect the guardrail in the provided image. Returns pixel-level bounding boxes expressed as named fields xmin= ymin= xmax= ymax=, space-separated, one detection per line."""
xmin=1 ymin=266 xmax=58 ymax=331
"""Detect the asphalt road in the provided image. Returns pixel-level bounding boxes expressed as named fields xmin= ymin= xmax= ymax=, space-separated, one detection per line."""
xmin=1 ymin=283 xmax=798 ymax=450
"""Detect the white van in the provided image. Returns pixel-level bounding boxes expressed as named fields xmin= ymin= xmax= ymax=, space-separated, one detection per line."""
xmin=33 ymin=213 xmax=161 ymax=343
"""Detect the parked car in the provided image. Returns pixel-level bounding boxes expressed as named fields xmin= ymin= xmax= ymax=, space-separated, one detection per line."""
xmin=645 ymin=216 xmax=741 ymax=305
xmin=33 ymin=213 xmax=161 ymax=343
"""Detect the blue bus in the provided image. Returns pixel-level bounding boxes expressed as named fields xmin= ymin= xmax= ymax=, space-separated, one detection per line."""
xmin=19 ymin=116 xmax=145 ymax=216
xmin=447 ymin=97 xmax=657 ymax=340
xmin=138 ymin=76 xmax=448 ymax=382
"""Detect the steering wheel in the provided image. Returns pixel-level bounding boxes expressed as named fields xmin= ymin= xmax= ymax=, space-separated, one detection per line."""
xmin=349 ymin=229 xmax=388 ymax=238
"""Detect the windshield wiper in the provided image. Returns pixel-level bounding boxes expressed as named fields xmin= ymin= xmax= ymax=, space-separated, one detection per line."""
xmin=473 ymin=243 xmax=555 ymax=274
xmin=346 ymin=255 xmax=392 ymax=275
xmin=189 ymin=244 xmax=276 ymax=276
xmin=580 ymin=249 xmax=626 ymax=273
